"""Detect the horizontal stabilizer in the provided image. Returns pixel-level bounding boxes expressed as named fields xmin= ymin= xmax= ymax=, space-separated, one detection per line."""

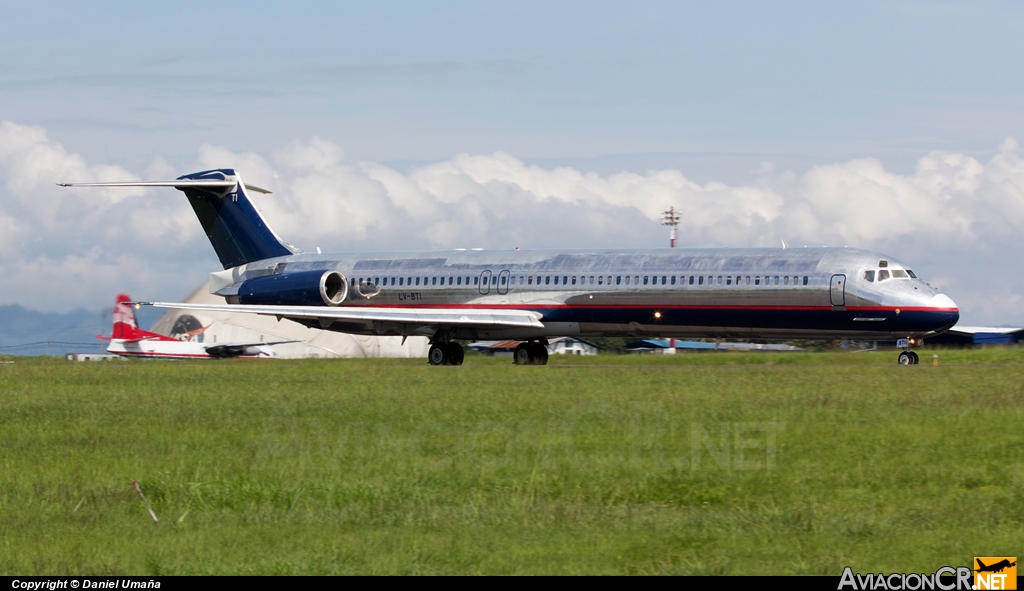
xmin=136 ymin=302 xmax=545 ymax=329
xmin=57 ymin=180 xmax=272 ymax=194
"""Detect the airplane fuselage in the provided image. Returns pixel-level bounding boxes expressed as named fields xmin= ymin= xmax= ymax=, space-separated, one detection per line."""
xmin=106 ymin=338 xmax=278 ymax=359
xmin=213 ymin=246 xmax=958 ymax=342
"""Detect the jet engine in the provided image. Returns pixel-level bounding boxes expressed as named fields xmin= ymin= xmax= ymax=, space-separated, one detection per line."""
xmin=236 ymin=270 xmax=348 ymax=306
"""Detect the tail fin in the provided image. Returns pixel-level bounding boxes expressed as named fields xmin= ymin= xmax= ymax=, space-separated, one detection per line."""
xmin=60 ymin=168 xmax=295 ymax=269
xmin=177 ymin=169 xmax=294 ymax=268
xmin=112 ymin=293 xmax=141 ymax=339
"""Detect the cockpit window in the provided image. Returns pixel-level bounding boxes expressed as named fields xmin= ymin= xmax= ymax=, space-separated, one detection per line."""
xmin=877 ymin=269 xmax=890 ymax=281
xmin=892 ymin=270 xmax=908 ymax=278
xmin=906 ymin=270 xmax=918 ymax=279
xmin=878 ymin=260 xmax=888 ymax=268
xmin=863 ymin=270 xmax=875 ymax=282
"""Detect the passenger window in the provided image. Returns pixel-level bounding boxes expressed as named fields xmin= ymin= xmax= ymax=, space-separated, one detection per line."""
xmin=415 ymin=277 xmax=420 ymax=286
xmin=616 ymin=276 xmax=622 ymax=285
xmin=864 ymin=270 xmax=874 ymax=282
xmin=878 ymin=270 xmax=890 ymax=281
xmin=670 ymin=276 xmax=676 ymax=285
xmin=492 ymin=276 xmax=497 ymax=285
xmin=689 ymin=276 xmax=695 ymax=285
xmin=643 ymin=276 xmax=649 ymax=285
xmin=754 ymin=276 xmax=760 ymax=285
xmin=745 ymin=276 xmax=750 ymax=285
xmin=456 ymin=277 xmax=461 ymax=285
xmin=698 ymin=276 xmax=704 ymax=285
xmin=598 ymin=276 xmax=604 ymax=285
xmin=773 ymin=276 xmax=779 ymax=285
xmin=635 ymin=276 xmax=640 ymax=284
xmin=431 ymin=277 xmax=437 ymax=285
xmin=717 ymin=276 xmax=722 ymax=285
xmin=500 ymin=276 xmax=506 ymax=285
xmin=607 ymin=276 xmax=612 ymax=285
xmin=784 ymin=276 xmax=789 ymax=285
xmin=624 ymin=276 xmax=630 ymax=285
xmin=474 ymin=277 xmax=479 ymax=285
xmin=553 ymin=276 xmax=559 ymax=285
xmin=545 ymin=276 xmax=550 ymax=285
xmin=803 ymin=276 xmax=808 ymax=285
xmin=571 ymin=276 xmax=577 ymax=285
xmin=660 ymin=276 xmax=666 ymax=285
xmin=726 ymin=276 xmax=732 ymax=285
xmin=399 ymin=277 xmax=404 ymax=286
xmin=449 ymin=277 xmax=454 ymax=285
xmin=528 ymin=276 xmax=533 ymax=285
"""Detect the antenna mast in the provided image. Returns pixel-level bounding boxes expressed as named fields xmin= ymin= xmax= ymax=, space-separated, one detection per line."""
xmin=660 ymin=206 xmax=681 ymax=248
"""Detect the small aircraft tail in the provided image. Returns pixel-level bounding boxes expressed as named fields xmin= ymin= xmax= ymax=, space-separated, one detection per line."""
xmin=60 ymin=169 xmax=295 ymax=269
xmin=111 ymin=293 xmax=142 ymax=339
xmin=109 ymin=294 xmax=179 ymax=342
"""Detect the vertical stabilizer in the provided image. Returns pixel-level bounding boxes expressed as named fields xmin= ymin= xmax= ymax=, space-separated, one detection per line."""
xmin=59 ymin=168 xmax=296 ymax=269
xmin=177 ymin=169 xmax=294 ymax=269
xmin=112 ymin=294 xmax=142 ymax=339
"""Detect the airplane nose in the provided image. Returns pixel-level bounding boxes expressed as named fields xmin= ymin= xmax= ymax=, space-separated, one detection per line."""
xmin=930 ymin=293 xmax=957 ymax=311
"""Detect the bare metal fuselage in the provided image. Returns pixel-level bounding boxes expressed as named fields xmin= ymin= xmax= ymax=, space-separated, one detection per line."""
xmin=213 ymin=246 xmax=958 ymax=342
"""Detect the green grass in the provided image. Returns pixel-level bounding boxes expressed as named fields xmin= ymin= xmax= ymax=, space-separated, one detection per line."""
xmin=1 ymin=349 xmax=1022 ymax=574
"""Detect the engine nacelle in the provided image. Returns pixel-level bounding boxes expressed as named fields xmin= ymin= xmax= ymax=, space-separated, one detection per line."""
xmin=236 ymin=270 xmax=347 ymax=306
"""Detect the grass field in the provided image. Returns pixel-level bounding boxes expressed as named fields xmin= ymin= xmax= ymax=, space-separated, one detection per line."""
xmin=1 ymin=349 xmax=1022 ymax=575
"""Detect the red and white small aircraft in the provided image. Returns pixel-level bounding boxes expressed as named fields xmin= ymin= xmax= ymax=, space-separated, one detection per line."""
xmin=99 ymin=294 xmax=294 ymax=359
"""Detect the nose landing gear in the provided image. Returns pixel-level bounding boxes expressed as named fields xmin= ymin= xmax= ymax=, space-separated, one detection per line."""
xmin=896 ymin=338 xmax=920 ymax=365
xmin=513 ymin=340 xmax=549 ymax=365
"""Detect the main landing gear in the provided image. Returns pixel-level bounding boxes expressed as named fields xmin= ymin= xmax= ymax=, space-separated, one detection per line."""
xmin=896 ymin=338 xmax=919 ymax=365
xmin=428 ymin=341 xmax=465 ymax=366
xmin=513 ymin=341 xmax=549 ymax=366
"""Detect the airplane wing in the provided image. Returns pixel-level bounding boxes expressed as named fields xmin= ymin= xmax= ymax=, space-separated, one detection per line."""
xmin=202 ymin=340 xmax=298 ymax=358
xmin=137 ymin=302 xmax=545 ymax=331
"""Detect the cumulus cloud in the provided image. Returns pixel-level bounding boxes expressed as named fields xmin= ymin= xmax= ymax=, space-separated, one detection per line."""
xmin=1 ymin=119 xmax=1023 ymax=325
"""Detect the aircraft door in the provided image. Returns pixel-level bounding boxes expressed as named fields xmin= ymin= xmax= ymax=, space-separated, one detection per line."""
xmin=830 ymin=274 xmax=846 ymax=307
xmin=479 ymin=270 xmax=492 ymax=295
xmin=497 ymin=270 xmax=511 ymax=295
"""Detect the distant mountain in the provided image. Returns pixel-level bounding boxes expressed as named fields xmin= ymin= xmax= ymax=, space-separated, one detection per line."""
xmin=0 ymin=304 xmax=165 ymax=356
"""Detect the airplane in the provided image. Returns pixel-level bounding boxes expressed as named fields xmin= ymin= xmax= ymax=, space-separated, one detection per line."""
xmin=61 ymin=168 xmax=959 ymax=366
xmin=99 ymin=293 xmax=295 ymax=359
xmin=976 ymin=559 xmax=1016 ymax=574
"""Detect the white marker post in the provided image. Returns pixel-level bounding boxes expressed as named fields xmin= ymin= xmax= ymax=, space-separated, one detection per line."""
xmin=132 ymin=480 xmax=160 ymax=524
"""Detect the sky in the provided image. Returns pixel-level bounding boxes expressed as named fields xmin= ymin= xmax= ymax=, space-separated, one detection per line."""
xmin=1 ymin=1 xmax=1023 ymax=326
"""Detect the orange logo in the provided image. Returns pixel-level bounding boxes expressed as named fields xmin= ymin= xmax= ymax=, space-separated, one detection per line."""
xmin=974 ymin=557 xmax=1017 ymax=590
